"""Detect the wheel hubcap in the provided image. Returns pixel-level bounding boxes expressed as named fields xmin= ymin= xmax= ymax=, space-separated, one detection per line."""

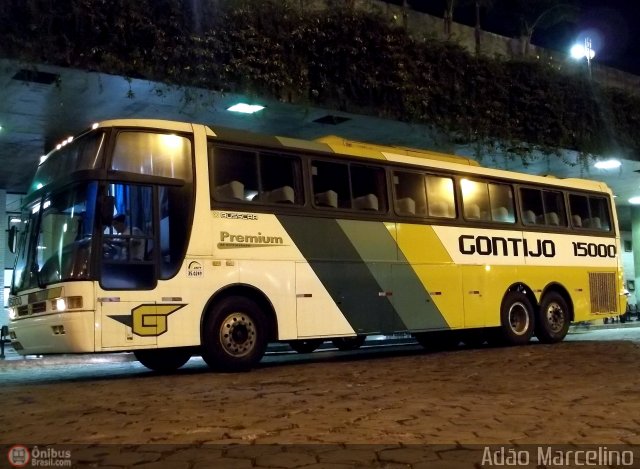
xmin=508 ymin=302 xmax=530 ymax=336
xmin=219 ymin=312 xmax=256 ymax=357
xmin=545 ymin=302 xmax=565 ymax=333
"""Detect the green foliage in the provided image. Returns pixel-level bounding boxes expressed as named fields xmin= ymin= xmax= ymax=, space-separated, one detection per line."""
xmin=1 ymin=0 xmax=639 ymax=161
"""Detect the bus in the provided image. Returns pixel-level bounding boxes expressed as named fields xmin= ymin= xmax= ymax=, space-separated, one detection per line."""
xmin=7 ymin=119 xmax=627 ymax=372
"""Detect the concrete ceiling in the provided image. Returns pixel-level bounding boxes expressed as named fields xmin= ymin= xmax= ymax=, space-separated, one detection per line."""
xmin=1 ymin=58 xmax=638 ymax=230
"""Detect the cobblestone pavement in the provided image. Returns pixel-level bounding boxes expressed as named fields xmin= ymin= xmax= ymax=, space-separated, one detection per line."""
xmin=1 ymin=328 xmax=640 ymax=468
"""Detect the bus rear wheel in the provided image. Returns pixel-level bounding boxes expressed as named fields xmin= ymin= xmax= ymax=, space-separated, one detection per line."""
xmin=201 ymin=296 xmax=268 ymax=372
xmin=288 ymin=339 xmax=324 ymax=354
xmin=499 ymin=291 xmax=535 ymax=345
xmin=535 ymin=292 xmax=570 ymax=343
xmin=134 ymin=347 xmax=192 ymax=372
xmin=332 ymin=335 xmax=366 ymax=351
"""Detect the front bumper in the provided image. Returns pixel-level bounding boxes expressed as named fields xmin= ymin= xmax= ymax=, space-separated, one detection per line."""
xmin=9 ymin=311 xmax=96 ymax=355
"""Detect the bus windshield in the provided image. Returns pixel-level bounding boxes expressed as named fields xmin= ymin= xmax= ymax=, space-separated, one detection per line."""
xmin=13 ymin=182 xmax=98 ymax=293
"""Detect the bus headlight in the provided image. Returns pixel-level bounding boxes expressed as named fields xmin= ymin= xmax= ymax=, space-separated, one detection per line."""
xmin=8 ymin=307 xmax=17 ymax=320
xmin=55 ymin=298 xmax=67 ymax=311
xmin=51 ymin=296 xmax=83 ymax=312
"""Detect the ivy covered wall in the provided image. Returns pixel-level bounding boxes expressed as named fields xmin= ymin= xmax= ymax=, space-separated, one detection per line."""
xmin=1 ymin=0 xmax=639 ymax=162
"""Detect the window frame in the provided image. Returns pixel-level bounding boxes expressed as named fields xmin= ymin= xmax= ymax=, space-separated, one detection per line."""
xmin=206 ymin=138 xmax=616 ymax=237
xmin=567 ymin=191 xmax=613 ymax=233
xmin=110 ymin=130 xmax=194 ymax=181
xmin=309 ymin=158 xmax=388 ymax=213
xmin=459 ymin=177 xmax=516 ymax=224
xmin=209 ymin=144 xmax=305 ymax=207
xmin=518 ymin=185 xmax=568 ymax=228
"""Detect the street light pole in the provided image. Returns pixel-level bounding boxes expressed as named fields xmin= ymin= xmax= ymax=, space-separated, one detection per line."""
xmin=570 ymin=37 xmax=595 ymax=79
xmin=585 ymin=37 xmax=593 ymax=79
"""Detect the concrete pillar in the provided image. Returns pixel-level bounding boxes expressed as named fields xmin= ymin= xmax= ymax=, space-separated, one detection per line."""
xmin=631 ymin=206 xmax=640 ymax=310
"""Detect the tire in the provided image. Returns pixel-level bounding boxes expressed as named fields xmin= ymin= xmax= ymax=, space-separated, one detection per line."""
xmin=134 ymin=347 xmax=192 ymax=372
xmin=288 ymin=339 xmax=324 ymax=354
xmin=414 ymin=331 xmax=460 ymax=351
xmin=535 ymin=292 xmax=570 ymax=343
xmin=499 ymin=291 xmax=535 ymax=345
xmin=201 ymin=296 xmax=269 ymax=372
xmin=331 ymin=335 xmax=366 ymax=351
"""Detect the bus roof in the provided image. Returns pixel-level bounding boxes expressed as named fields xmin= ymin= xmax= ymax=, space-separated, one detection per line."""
xmin=314 ymin=135 xmax=480 ymax=166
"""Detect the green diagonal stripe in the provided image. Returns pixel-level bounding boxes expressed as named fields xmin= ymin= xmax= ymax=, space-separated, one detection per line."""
xmin=278 ymin=216 xmax=405 ymax=333
xmin=278 ymin=216 xmax=450 ymax=333
xmin=337 ymin=219 xmax=449 ymax=331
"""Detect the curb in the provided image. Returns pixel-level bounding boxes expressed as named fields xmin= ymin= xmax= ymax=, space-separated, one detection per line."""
xmin=568 ymin=320 xmax=640 ymax=333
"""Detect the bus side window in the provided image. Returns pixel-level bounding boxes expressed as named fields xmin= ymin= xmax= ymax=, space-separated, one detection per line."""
xmin=461 ymin=179 xmax=490 ymax=221
xmin=259 ymin=153 xmax=302 ymax=205
xmin=571 ymin=193 xmax=611 ymax=231
xmin=312 ymin=161 xmax=350 ymax=209
xmin=210 ymin=147 xmax=257 ymax=203
xmin=351 ymin=165 xmax=386 ymax=212
xmin=520 ymin=188 xmax=542 ymax=225
xmin=393 ymin=171 xmax=426 ymax=216
xmin=426 ymin=175 xmax=455 ymax=218
xmin=589 ymin=196 xmax=611 ymax=231
xmin=488 ymin=183 xmax=515 ymax=223
xmin=541 ymin=190 xmax=567 ymax=226
xmin=569 ymin=194 xmax=588 ymax=228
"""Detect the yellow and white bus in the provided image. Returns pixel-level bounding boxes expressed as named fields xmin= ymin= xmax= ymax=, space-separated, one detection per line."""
xmin=7 ymin=119 xmax=626 ymax=371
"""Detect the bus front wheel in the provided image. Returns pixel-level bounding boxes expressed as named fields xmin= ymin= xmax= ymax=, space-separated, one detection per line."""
xmin=134 ymin=347 xmax=192 ymax=372
xmin=499 ymin=291 xmax=535 ymax=345
xmin=535 ymin=292 xmax=570 ymax=343
xmin=201 ymin=296 xmax=268 ymax=372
